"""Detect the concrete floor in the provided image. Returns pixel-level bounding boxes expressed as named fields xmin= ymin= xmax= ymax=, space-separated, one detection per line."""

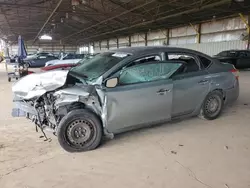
xmin=0 ymin=67 xmax=250 ymax=188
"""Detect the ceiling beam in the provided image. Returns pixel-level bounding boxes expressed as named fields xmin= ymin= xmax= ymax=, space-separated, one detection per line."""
xmin=76 ymin=0 xmax=231 ymax=42
xmin=107 ymin=0 xmax=145 ymax=17
xmin=0 ymin=8 xmax=15 ymax=36
xmin=77 ymin=4 xmax=126 ymax=26
xmin=0 ymin=2 xmax=48 ymax=9
xmin=61 ymin=0 xmax=156 ymax=41
xmin=0 ymin=26 xmax=41 ymax=29
xmin=33 ymin=0 xmax=63 ymax=44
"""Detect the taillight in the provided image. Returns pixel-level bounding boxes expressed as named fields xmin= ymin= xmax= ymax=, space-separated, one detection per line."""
xmin=231 ymin=69 xmax=239 ymax=80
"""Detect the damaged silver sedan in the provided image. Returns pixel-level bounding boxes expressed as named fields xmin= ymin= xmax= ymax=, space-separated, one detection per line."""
xmin=12 ymin=47 xmax=239 ymax=152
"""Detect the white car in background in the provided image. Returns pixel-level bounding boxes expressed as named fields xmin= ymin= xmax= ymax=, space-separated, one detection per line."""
xmin=45 ymin=53 xmax=84 ymax=67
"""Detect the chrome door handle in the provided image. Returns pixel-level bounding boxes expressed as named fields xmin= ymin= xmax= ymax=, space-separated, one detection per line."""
xmin=157 ymin=89 xmax=171 ymax=95
xmin=198 ymin=80 xmax=209 ymax=85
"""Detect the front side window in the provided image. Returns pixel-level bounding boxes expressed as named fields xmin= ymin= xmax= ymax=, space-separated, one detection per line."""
xmin=228 ymin=51 xmax=237 ymax=57
xmin=127 ymin=55 xmax=162 ymax=68
xmin=119 ymin=62 xmax=182 ymax=85
xmin=38 ymin=55 xmax=47 ymax=59
xmin=70 ymin=52 xmax=130 ymax=82
xmin=64 ymin=54 xmax=75 ymax=60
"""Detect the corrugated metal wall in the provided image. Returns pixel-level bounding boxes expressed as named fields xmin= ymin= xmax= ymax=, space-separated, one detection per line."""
xmin=170 ymin=40 xmax=247 ymax=56
xmin=9 ymin=44 xmax=78 ymax=55
xmin=92 ymin=15 xmax=249 ymax=56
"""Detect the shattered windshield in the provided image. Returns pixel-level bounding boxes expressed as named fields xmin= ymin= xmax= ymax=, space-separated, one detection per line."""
xmin=70 ymin=52 xmax=130 ymax=82
xmin=77 ymin=55 xmax=95 ymax=64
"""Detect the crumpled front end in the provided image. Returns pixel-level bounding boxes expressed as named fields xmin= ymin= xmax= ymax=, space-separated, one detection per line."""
xmin=12 ymin=70 xmax=68 ymax=100
xmin=11 ymin=71 xmax=111 ymax=139
xmin=11 ymin=70 xmax=70 ymax=138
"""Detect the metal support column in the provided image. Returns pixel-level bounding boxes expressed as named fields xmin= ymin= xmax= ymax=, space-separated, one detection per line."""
xmin=248 ymin=15 xmax=250 ymax=50
xmin=166 ymin=29 xmax=170 ymax=45
xmin=190 ymin=23 xmax=201 ymax=44
xmin=239 ymin=13 xmax=250 ymax=49
xmin=117 ymin=38 xmax=119 ymax=49
xmin=107 ymin=39 xmax=109 ymax=50
xmin=128 ymin=36 xmax=131 ymax=47
xmin=145 ymin=32 xmax=148 ymax=46
xmin=197 ymin=23 xmax=201 ymax=44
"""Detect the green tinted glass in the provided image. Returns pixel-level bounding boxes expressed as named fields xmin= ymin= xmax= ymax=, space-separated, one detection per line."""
xmin=120 ymin=62 xmax=182 ymax=85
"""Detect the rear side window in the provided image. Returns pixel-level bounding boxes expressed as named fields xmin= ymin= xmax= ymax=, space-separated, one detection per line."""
xmin=218 ymin=51 xmax=227 ymax=57
xmin=228 ymin=51 xmax=237 ymax=57
xmin=199 ymin=56 xmax=212 ymax=69
xmin=167 ymin=53 xmax=199 ymax=73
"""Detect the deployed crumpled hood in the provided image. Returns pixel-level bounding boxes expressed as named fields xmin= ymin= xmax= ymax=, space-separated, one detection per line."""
xmin=45 ymin=59 xmax=81 ymax=66
xmin=12 ymin=70 xmax=69 ymax=100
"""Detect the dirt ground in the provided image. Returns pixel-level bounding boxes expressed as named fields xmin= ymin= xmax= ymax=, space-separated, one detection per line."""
xmin=0 ymin=66 xmax=250 ymax=188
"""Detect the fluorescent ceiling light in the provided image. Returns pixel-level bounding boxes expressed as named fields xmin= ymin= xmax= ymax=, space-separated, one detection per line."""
xmin=39 ymin=34 xmax=52 ymax=40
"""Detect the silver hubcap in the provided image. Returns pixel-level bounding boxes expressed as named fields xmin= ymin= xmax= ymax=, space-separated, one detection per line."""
xmin=66 ymin=120 xmax=94 ymax=146
xmin=205 ymin=96 xmax=220 ymax=114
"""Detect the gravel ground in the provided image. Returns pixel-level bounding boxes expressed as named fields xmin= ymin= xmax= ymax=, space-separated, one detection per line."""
xmin=0 ymin=67 xmax=250 ymax=188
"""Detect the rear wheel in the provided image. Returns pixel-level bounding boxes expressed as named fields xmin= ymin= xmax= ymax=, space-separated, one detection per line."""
xmin=57 ymin=109 xmax=102 ymax=152
xmin=199 ymin=90 xmax=224 ymax=120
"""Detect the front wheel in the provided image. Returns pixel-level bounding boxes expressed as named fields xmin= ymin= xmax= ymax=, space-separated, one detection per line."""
xmin=199 ymin=90 xmax=224 ymax=120
xmin=57 ymin=109 xmax=103 ymax=152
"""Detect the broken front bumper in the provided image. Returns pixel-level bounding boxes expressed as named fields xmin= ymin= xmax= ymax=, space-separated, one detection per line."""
xmin=12 ymin=101 xmax=37 ymax=117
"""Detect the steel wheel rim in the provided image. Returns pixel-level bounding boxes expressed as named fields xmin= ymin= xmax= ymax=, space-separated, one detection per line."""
xmin=66 ymin=119 xmax=94 ymax=147
xmin=205 ymin=96 xmax=220 ymax=115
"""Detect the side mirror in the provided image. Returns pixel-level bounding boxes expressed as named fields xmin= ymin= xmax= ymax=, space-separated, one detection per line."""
xmin=106 ymin=78 xmax=118 ymax=88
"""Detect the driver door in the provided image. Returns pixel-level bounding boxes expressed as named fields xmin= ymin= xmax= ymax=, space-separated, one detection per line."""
xmin=104 ymin=62 xmax=183 ymax=133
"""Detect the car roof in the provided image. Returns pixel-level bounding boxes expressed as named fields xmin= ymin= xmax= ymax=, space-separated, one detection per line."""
xmin=220 ymin=50 xmax=250 ymax=53
xmin=109 ymin=46 xmax=211 ymax=58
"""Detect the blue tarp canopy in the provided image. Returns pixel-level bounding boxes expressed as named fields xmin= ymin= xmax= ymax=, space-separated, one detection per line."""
xmin=18 ymin=35 xmax=27 ymax=59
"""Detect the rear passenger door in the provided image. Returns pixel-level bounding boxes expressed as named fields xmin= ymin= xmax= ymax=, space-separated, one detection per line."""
xmin=170 ymin=53 xmax=210 ymax=117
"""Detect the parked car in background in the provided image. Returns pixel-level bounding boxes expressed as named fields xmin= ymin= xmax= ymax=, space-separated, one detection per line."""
xmin=24 ymin=52 xmax=57 ymax=67
xmin=214 ymin=50 xmax=250 ymax=69
xmin=64 ymin=53 xmax=85 ymax=60
xmin=12 ymin=47 xmax=239 ymax=152
xmin=41 ymin=63 xmax=78 ymax=71
xmin=45 ymin=53 xmax=85 ymax=67
xmin=42 ymin=54 xmax=97 ymax=70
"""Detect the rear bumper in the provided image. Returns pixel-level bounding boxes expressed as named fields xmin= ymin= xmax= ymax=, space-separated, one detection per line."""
xmin=224 ymin=79 xmax=239 ymax=105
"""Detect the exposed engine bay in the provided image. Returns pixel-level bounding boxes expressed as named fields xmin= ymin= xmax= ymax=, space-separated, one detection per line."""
xmin=12 ymin=70 xmax=109 ymax=141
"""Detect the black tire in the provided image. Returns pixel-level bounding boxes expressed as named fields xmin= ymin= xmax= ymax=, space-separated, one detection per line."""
xmin=57 ymin=109 xmax=102 ymax=152
xmin=8 ymin=77 xmax=11 ymax=82
xmin=199 ymin=90 xmax=224 ymax=120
